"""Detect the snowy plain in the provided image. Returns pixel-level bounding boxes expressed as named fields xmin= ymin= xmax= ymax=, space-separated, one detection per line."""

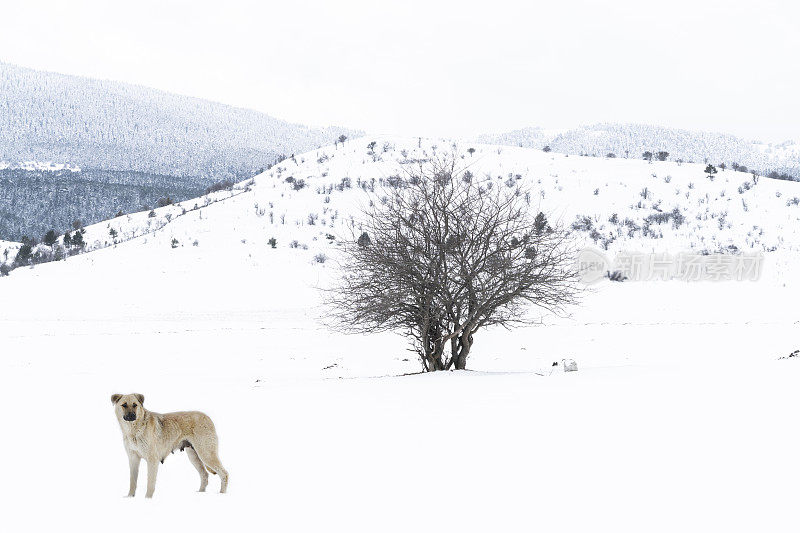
xmin=1 ymin=138 xmax=799 ymax=532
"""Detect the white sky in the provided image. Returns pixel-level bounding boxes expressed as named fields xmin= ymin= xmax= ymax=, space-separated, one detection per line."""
xmin=2 ymin=0 xmax=798 ymax=141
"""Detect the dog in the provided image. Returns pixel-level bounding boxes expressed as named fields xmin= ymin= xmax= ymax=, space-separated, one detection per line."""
xmin=111 ymin=393 xmax=228 ymax=498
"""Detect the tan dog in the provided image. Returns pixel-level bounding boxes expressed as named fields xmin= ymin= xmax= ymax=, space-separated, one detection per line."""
xmin=111 ymin=393 xmax=228 ymax=498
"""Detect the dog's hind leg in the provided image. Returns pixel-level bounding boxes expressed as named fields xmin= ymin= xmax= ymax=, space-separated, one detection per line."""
xmin=186 ymin=447 xmax=209 ymax=492
xmin=195 ymin=447 xmax=228 ymax=494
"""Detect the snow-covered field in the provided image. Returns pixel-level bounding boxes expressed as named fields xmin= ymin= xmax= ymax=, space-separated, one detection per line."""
xmin=1 ymin=138 xmax=799 ymax=531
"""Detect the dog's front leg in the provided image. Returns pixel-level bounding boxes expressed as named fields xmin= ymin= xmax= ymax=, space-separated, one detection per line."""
xmin=145 ymin=458 xmax=159 ymax=498
xmin=127 ymin=452 xmax=141 ymax=497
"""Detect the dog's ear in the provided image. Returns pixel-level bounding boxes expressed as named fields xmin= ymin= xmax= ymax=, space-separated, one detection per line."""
xmin=134 ymin=394 xmax=144 ymax=405
xmin=111 ymin=393 xmax=122 ymax=405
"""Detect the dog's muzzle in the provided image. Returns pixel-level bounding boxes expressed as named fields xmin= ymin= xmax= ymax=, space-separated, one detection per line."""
xmin=123 ymin=413 xmax=137 ymax=422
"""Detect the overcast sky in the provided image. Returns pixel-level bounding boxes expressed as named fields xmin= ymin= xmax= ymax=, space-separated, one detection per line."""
xmin=2 ymin=0 xmax=798 ymax=141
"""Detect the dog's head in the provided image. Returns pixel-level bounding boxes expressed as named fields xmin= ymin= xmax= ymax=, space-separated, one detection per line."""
xmin=111 ymin=393 xmax=145 ymax=422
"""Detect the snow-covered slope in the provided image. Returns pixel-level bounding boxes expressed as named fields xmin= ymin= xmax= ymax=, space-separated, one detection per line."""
xmin=6 ymin=136 xmax=798 ymax=279
xmin=478 ymin=123 xmax=800 ymax=180
xmin=1 ymin=139 xmax=799 ymax=532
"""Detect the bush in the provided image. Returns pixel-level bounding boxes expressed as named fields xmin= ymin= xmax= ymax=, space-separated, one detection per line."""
xmin=205 ymin=180 xmax=234 ymax=195
xmin=314 ymin=253 xmax=327 ymax=264
xmin=607 ymin=271 xmax=627 ymax=282
xmin=571 ymin=216 xmax=593 ymax=232
xmin=268 ymin=237 xmax=277 ymax=248
xmin=644 ymin=207 xmax=685 ymax=229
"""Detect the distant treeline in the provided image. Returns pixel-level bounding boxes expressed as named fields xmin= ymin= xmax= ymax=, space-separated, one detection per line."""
xmin=0 ymin=168 xmax=215 ymax=241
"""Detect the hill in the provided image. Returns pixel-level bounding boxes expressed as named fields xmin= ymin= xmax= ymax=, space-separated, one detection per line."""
xmin=478 ymin=123 xmax=800 ymax=180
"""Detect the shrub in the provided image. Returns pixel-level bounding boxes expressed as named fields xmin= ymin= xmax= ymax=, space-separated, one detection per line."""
xmin=314 ymin=253 xmax=327 ymax=264
xmin=571 ymin=215 xmax=593 ymax=232
xmin=205 ymin=180 xmax=234 ymax=195
xmin=607 ymin=271 xmax=627 ymax=282
xmin=268 ymin=237 xmax=277 ymax=248
xmin=171 ymin=238 xmax=179 ymax=248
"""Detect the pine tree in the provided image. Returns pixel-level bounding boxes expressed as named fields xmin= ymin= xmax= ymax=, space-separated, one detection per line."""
xmin=14 ymin=244 xmax=33 ymax=266
xmin=43 ymin=229 xmax=58 ymax=246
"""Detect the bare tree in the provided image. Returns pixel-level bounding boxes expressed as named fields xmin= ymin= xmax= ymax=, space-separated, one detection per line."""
xmin=326 ymin=154 xmax=579 ymax=371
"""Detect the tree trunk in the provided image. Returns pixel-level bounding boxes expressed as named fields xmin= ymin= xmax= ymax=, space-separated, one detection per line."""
xmin=423 ymin=339 xmax=446 ymax=371
xmin=454 ymin=331 xmax=473 ymax=370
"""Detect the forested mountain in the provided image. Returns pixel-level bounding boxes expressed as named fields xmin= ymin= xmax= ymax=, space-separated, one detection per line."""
xmin=478 ymin=123 xmax=799 ymax=180
xmin=0 ymin=63 xmax=360 ymax=178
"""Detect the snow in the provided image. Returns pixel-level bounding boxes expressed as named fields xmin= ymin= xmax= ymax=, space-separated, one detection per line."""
xmin=1 ymin=138 xmax=799 ymax=531
xmin=0 ymin=160 xmax=81 ymax=171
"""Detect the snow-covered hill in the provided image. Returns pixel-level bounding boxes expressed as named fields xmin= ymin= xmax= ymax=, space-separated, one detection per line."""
xmin=5 ymin=136 xmax=798 ymax=280
xmin=1 ymin=139 xmax=799 ymax=532
xmin=478 ymin=123 xmax=800 ymax=180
